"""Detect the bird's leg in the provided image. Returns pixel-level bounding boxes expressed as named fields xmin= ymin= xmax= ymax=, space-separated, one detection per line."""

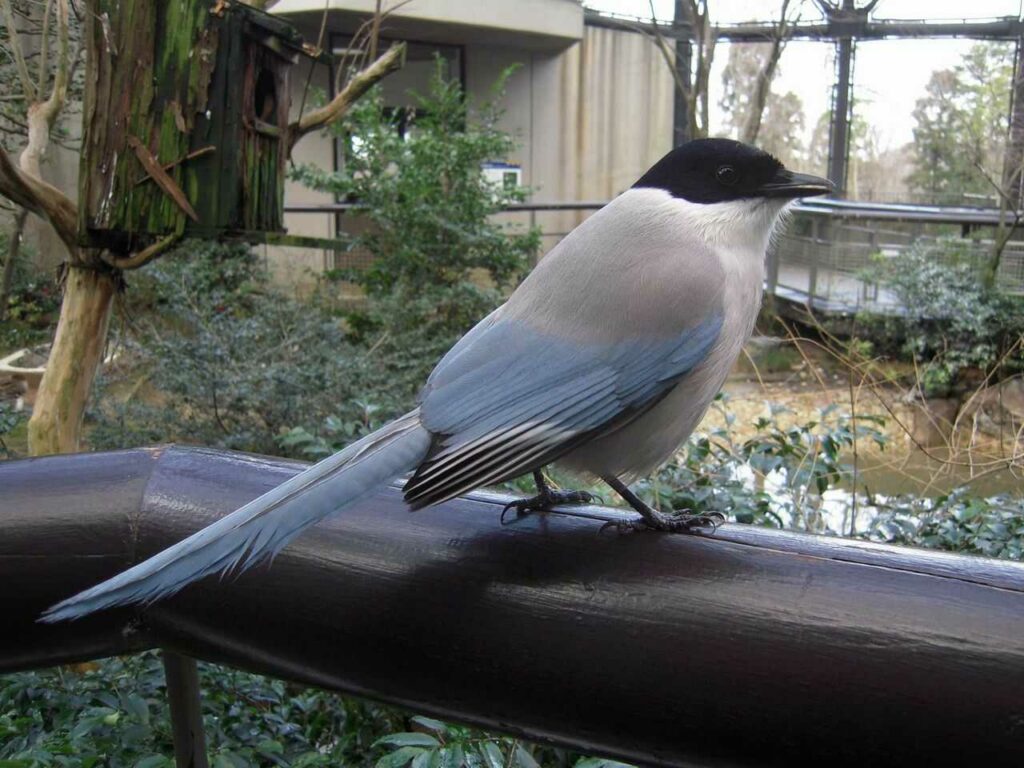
xmin=600 ymin=474 xmax=723 ymax=534
xmin=500 ymin=469 xmax=598 ymax=523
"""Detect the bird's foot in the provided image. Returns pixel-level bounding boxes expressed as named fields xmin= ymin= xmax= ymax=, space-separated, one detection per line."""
xmin=600 ymin=508 xmax=725 ymax=535
xmin=500 ymin=489 xmax=599 ymax=524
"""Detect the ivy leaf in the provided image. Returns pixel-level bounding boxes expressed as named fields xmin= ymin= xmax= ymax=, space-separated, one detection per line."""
xmin=374 ymin=733 xmax=442 ymax=749
xmin=376 ymin=746 xmax=427 ymax=768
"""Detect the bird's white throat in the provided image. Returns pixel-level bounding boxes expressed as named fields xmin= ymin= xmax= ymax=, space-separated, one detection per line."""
xmin=616 ymin=187 xmax=792 ymax=260
xmin=670 ymin=195 xmax=791 ymax=254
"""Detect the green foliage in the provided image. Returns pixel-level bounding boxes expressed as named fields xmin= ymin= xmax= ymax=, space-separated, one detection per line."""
xmin=630 ymin=399 xmax=888 ymax=532
xmin=0 ymin=235 xmax=59 ymax=355
xmin=0 ymin=400 xmax=23 ymax=458
xmin=856 ymin=239 xmax=1024 ymax=394
xmin=908 ymin=43 xmax=1014 ymax=205
xmin=869 ymin=489 xmax=1024 ymax=560
xmin=0 ymin=651 xmax=409 ymax=767
xmin=92 ymin=63 xmax=541 ymax=459
xmin=370 ymin=717 xmax=569 ymax=768
xmin=87 ymin=242 xmax=413 ymax=456
xmin=292 ymin=60 xmax=539 ymax=343
xmin=0 ymin=653 xmax=619 ymax=768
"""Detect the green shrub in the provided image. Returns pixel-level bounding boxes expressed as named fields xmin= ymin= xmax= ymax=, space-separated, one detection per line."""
xmin=0 ymin=651 xmax=408 ymax=767
xmin=0 ymin=651 xmax=606 ymax=768
xmin=0 ymin=400 xmax=23 ymax=459
xmin=0 ymin=240 xmax=60 ymax=355
xmin=855 ymin=239 xmax=1024 ymax=395
xmin=292 ymin=60 xmax=539 ymax=344
xmin=88 ymin=242 xmax=413 ymax=456
xmin=868 ymin=489 xmax=1024 ymax=560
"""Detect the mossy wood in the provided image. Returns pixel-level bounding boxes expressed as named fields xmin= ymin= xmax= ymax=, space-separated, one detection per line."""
xmin=79 ymin=0 xmax=310 ymax=251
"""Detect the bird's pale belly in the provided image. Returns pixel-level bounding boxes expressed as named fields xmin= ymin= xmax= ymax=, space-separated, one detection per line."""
xmin=558 ymin=347 xmax=735 ymax=481
xmin=559 ymin=266 xmax=762 ymax=481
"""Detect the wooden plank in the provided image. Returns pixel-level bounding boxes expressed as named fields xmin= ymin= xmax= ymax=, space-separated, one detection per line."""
xmin=134 ymin=146 xmax=216 ymax=187
xmin=127 ymin=135 xmax=199 ymax=222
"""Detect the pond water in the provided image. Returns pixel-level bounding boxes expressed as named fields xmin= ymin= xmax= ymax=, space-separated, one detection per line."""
xmin=748 ymin=446 xmax=1022 ymax=536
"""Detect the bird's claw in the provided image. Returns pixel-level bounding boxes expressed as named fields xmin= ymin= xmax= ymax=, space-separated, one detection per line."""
xmin=600 ymin=510 xmax=725 ymax=535
xmin=500 ymin=489 xmax=597 ymax=524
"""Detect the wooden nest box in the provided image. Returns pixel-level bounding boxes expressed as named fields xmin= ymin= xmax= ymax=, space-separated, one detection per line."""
xmin=79 ymin=0 xmax=319 ymax=251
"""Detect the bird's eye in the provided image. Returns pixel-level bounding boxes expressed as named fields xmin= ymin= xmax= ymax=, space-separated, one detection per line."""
xmin=716 ymin=165 xmax=738 ymax=186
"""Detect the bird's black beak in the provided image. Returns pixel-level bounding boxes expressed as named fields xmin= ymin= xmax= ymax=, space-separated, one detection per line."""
xmin=758 ymin=169 xmax=833 ymax=199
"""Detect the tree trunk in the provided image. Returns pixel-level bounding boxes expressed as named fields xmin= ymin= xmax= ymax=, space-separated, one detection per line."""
xmin=27 ymin=266 xmax=117 ymax=455
xmin=740 ymin=41 xmax=784 ymax=144
xmin=0 ymin=209 xmax=28 ymax=320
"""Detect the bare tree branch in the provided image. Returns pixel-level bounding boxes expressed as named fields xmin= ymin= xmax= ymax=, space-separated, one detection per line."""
xmin=37 ymin=0 xmax=52 ymax=95
xmin=741 ymin=0 xmax=800 ymax=144
xmin=36 ymin=0 xmax=70 ymax=126
xmin=288 ymin=42 xmax=405 ymax=152
xmin=100 ymin=232 xmax=179 ymax=270
xmin=974 ymin=158 xmax=1023 ymax=287
xmin=1 ymin=0 xmax=39 ymax=101
xmin=0 ymin=143 xmax=78 ymax=256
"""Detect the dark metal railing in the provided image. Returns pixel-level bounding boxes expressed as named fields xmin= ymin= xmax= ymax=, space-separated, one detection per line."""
xmin=3 ymin=446 xmax=1024 ymax=767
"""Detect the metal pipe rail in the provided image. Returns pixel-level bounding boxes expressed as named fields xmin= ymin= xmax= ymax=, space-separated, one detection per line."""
xmin=3 ymin=446 xmax=1024 ymax=767
xmin=283 ymin=198 xmax=1024 ymax=226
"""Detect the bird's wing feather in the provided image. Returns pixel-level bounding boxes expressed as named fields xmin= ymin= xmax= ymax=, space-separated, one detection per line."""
xmin=404 ymin=312 xmax=723 ymax=507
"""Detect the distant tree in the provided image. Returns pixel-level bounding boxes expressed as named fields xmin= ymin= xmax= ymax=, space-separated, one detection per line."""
xmin=717 ymin=0 xmax=802 ymax=143
xmin=908 ymin=43 xmax=1014 ymax=206
xmin=719 ymin=42 xmax=806 ymax=167
xmin=806 ymin=109 xmax=830 ymax=177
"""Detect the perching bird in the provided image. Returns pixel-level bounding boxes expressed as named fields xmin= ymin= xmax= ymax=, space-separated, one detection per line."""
xmin=43 ymin=139 xmax=830 ymax=622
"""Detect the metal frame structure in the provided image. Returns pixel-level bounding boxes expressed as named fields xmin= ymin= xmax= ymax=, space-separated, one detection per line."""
xmin=585 ymin=2 xmax=1024 ymax=198
xmin=3 ymin=446 xmax=1024 ymax=767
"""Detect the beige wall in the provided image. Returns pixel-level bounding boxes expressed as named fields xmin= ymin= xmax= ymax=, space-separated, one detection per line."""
xmin=273 ymin=0 xmax=583 ymax=49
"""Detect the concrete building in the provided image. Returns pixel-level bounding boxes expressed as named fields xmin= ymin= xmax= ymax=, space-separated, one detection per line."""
xmin=270 ymin=0 xmax=675 ymax=287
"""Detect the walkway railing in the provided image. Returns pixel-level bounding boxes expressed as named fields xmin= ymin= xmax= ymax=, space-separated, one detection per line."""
xmin=284 ymin=198 xmax=1024 ymax=310
xmin=3 ymin=446 xmax=1024 ymax=767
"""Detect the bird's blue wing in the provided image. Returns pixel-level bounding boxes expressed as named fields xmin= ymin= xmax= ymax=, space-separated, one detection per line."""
xmin=404 ymin=311 xmax=723 ymax=507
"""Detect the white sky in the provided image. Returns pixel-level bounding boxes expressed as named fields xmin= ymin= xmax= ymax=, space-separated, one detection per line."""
xmin=584 ymin=0 xmax=1024 ymax=149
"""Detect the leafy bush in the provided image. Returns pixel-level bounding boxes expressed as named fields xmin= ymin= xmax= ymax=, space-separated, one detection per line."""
xmin=292 ymin=60 xmax=539 ymax=344
xmin=856 ymin=239 xmax=1024 ymax=395
xmin=0 ymin=399 xmax=23 ymax=459
xmin=0 ymin=237 xmax=60 ymax=355
xmin=631 ymin=399 xmax=889 ymax=533
xmin=0 ymin=651 xmax=408 ymax=767
xmin=93 ymin=63 xmax=540 ymax=459
xmin=869 ymin=489 xmax=1024 ymax=560
xmin=0 ymin=652 xmax=616 ymax=768
xmin=88 ymin=242 xmax=413 ymax=456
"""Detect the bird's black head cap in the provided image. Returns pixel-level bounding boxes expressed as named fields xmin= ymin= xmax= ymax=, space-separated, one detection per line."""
xmin=633 ymin=138 xmax=828 ymax=203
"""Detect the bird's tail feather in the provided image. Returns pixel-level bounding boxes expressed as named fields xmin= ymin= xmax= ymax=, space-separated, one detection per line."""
xmin=41 ymin=410 xmax=431 ymax=622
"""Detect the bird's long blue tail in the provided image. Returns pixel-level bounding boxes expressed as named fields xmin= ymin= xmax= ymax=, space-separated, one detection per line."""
xmin=41 ymin=410 xmax=432 ymax=622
